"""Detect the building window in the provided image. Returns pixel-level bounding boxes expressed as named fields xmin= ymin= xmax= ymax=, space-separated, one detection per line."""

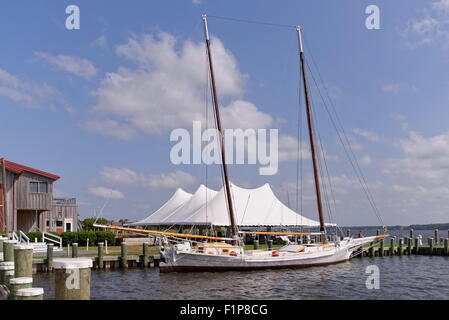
xmin=56 ymin=220 xmax=63 ymax=227
xmin=30 ymin=182 xmax=48 ymax=193
xmin=45 ymin=220 xmax=50 ymax=227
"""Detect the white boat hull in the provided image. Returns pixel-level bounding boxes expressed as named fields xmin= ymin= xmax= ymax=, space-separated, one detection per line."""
xmin=159 ymin=236 xmax=378 ymax=272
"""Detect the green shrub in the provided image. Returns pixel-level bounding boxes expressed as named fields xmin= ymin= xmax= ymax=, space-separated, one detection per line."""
xmin=77 ymin=231 xmax=97 ymax=246
xmin=25 ymin=232 xmax=42 ymax=242
xmin=61 ymin=232 xmax=79 ymax=245
xmin=95 ymin=231 xmax=116 ymax=246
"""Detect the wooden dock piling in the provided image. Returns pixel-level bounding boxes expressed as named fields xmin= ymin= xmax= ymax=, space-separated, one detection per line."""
xmin=414 ymin=237 xmax=419 ymax=254
xmin=253 ymin=240 xmax=259 ymax=250
xmin=13 ymin=245 xmax=33 ymax=278
xmin=47 ymin=244 xmax=54 ymax=272
xmin=72 ymin=243 xmax=78 ymax=258
xmin=428 ymin=238 xmax=434 ymax=255
xmin=398 ymin=238 xmax=404 ymax=256
xmin=97 ymin=243 xmax=104 ymax=269
xmin=389 ymin=238 xmax=395 ymax=256
xmin=142 ymin=243 xmax=149 ymax=268
xmin=379 ymin=239 xmax=384 ymax=257
xmin=120 ymin=243 xmax=128 ymax=268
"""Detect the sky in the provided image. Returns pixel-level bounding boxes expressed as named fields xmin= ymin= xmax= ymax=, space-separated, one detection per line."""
xmin=1 ymin=0 xmax=449 ymax=227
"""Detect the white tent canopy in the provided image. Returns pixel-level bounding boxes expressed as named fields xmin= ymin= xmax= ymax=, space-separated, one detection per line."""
xmin=130 ymin=183 xmax=331 ymax=227
xmin=128 ymin=188 xmax=193 ymax=226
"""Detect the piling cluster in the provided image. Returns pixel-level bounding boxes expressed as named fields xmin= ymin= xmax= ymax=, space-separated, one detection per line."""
xmin=0 ymin=238 xmax=43 ymax=300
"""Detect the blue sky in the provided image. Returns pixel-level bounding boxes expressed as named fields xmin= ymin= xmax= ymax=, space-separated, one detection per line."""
xmin=2 ymin=0 xmax=449 ymax=226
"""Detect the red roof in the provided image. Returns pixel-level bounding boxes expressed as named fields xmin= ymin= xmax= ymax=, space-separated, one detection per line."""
xmin=3 ymin=159 xmax=60 ymax=181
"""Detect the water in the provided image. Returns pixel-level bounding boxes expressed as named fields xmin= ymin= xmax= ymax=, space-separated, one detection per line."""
xmin=33 ymin=255 xmax=449 ymax=300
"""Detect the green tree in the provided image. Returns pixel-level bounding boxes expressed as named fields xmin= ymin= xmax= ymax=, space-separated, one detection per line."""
xmin=81 ymin=218 xmax=108 ymax=231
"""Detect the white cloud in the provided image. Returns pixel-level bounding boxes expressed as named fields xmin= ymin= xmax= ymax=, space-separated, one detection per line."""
xmin=90 ymin=35 xmax=107 ymax=48
xmin=402 ymin=0 xmax=449 ymax=49
xmin=277 ymin=135 xmax=311 ymax=162
xmin=35 ymin=52 xmax=98 ymax=80
xmin=384 ymin=131 xmax=449 ymax=181
xmin=101 ymin=167 xmax=198 ymax=189
xmin=359 ymin=154 xmax=372 ymax=166
xmin=381 ymin=83 xmax=416 ymax=94
xmin=90 ymin=31 xmax=273 ymax=138
xmin=84 ymin=119 xmax=137 ymax=140
xmin=0 ymin=68 xmax=63 ymax=108
xmin=88 ymin=186 xmax=124 ymax=199
xmin=353 ymin=128 xmax=390 ymax=144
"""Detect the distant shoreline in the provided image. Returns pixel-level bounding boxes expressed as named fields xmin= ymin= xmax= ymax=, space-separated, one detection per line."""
xmin=342 ymin=223 xmax=449 ymax=230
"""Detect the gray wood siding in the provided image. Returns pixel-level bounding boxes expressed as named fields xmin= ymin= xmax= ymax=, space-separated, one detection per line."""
xmin=16 ymin=172 xmax=53 ymax=210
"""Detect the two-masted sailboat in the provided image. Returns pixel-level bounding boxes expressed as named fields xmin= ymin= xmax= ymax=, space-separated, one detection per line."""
xmin=95 ymin=15 xmax=387 ymax=272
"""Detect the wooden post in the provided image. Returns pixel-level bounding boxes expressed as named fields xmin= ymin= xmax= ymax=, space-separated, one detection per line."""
xmin=16 ymin=288 xmax=44 ymax=300
xmin=444 ymin=239 xmax=449 ymax=256
xmin=346 ymin=229 xmax=350 ymax=238
xmin=72 ymin=243 xmax=78 ymax=258
xmin=369 ymin=242 xmax=374 ymax=257
xmin=54 ymin=258 xmax=92 ymax=300
xmin=120 ymin=242 xmax=128 ymax=268
xmin=142 ymin=243 xmax=149 ymax=268
xmin=406 ymin=237 xmax=412 ymax=255
xmin=3 ymin=239 xmax=17 ymax=262
xmin=0 ymin=262 xmax=14 ymax=285
xmin=428 ymin=238 xmax=434 ymax=255
xmin=414 ymin=238 xmax=419 ymax=255
xmin=14 ymin=244 xmax=33 ymax=278
xmin=409 ymin=229 xmax=414 ymax=239
xmin=9 ymin=277 xmax=33 ymax=300
xmin=434 ymin=230 xmax=439 ymax=246
xmin=253 ymin=240 xmax=259 ymax=250
xmin=268 ymin=239 xmax=273 ymax=251
xmin=398 ymin=238 xmax=403 ymax=256
xmin=97 ymin=243 xmax=104 ymax=269
xmin=389 ymin=238 xmax=395 ymax=256
xmin=379 ymin=239 xmax=384 ymax=257
xmin=47 ymin=243 xmax=54 ymax=272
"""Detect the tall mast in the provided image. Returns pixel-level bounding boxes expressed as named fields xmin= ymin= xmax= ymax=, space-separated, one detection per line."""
xmin=202 ymin=15 xmax=239 ymax=245
xmin=296 ymin=26 xmax=327 ymax=242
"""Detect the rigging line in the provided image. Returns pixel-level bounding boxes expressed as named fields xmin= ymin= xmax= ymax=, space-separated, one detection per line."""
xmin=308 ymin=85 xmax=341 ymax=234
xmin=240 ymin=194 xmax=251 ymax=225
xmin=207 ymin=15 xmax=296 ymax=29
xmin=308 ymin=90 xmax=333 ymax=233
xmin=303 ymin=39 xmax=385 ymax=226
xmin=304 ymin=60 xmax=384 ymax=226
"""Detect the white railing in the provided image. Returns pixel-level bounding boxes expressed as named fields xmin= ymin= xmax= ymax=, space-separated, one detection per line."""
xmin=12 ymin=230 xmax=30 ymax=245
xmin=42 ymin=232 xmax=62 ymax=250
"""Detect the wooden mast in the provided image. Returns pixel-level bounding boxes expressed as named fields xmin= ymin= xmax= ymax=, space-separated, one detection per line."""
xmin=296 ymin=26 xmax=327 ymax=243
xmin=202 ymin=15 xmax=239 ymax=245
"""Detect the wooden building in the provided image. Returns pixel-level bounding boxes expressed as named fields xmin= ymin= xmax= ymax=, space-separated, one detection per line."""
xmin=42 ymin=198 xmax=79 ymax=233
xmin=0 ymin=158 xmax=60 ymax=232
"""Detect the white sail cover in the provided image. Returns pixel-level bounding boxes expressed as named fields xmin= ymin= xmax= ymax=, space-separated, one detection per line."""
xmin=131 ymin=183 xmax=327 ymax=227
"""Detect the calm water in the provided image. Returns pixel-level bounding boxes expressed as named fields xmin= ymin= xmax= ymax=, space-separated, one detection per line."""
xmin=33 ymin=255 xmax=449 ymax=300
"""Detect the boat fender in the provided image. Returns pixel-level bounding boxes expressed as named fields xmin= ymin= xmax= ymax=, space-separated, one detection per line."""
xmin=272 ymin=250 xmax=279 ymax=257
xmin=229 ymin=251 xmax=237 ymax=256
